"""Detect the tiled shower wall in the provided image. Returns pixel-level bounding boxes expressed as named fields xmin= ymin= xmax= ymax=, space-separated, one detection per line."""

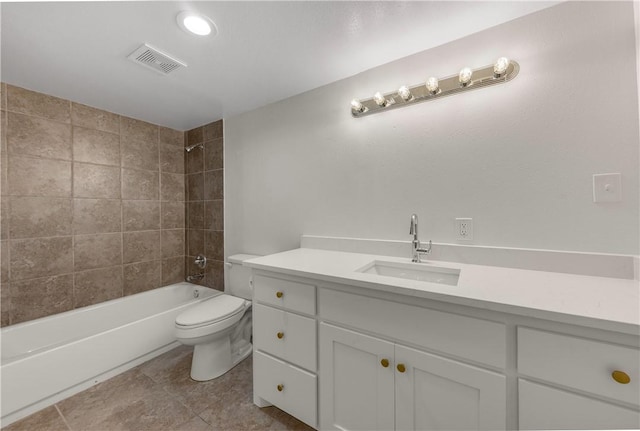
xmin=0 ymin=83 xmax=187 ymax=326
xmin=185 ymin=121 xmax=224 ymax=290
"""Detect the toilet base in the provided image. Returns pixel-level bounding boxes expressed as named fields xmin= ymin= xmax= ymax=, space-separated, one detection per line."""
xmin=190 ymin=336 xmax=253 ymax=381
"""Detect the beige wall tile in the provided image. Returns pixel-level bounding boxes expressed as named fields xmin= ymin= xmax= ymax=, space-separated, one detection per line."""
xmin=1 ymin=152 xmax=8 ymax=197
xmin=10 ymin=274 xmax=74 ymax=323
xmin=120 ymin=116 xmax=158 ymax=143
xmin=185 ymin=146 xmax=204 ymax=174
xmin=73 ymin=162 xmax=120 ymax=199
xmin=1 ymin=240 xmax=8 ymax=282
xmin=71 ymin=103 xmax=119 ymax=134
xmin=7 ymin=85 xmax=70 ymax=123
xmin=161 ymin=229 xmax=184 ymax=259
xmin=188 ymin=229 xmax=204 ymax=256
xmin=204 ymin=169 xmax=223 ymax=200
xmin=162 ymin=256 xmax=185 ymax=285
xmin=73 ymin=127 xmax=120 ymax=166
xmin=9 ymin=156 xmax=71 ymax=197
xmin=1 ymin=109 xmax=7 ymax=155
xmin=74 ymin=233 xmax=122 ymax=271
xmin=123 ymin=200 xmax=160 ymax=231
xmin=186 ymin=173 xmax=203 ymax=201
xmin=159 ymin=127 xmax=184 ymax=147
xmin=203 ymin=120 xmax=223 ymax=141
xmin=74 ymin=266 xmax=123 ymax=308
xmin=204 ymin=200 xmax=224 ymax=231
xmin=204 ymin=230 xmax=224 ymax=261
xmin=121 ymin=137 xmax=159 ymax=171
xmin=1 ymin=281 xmax=9 ymax=326
xmin=7 ymin=112 xmax=72 ymax=160
xmin=73 ymin=198 xmax=122 ymax=234
xmin=160 ymin=173 xmax=185 ymax=201
xmin=187 ymin=201 xmax=204 ymax=229
xmin=161 ymin=201 xmax=185 ymax=229
xmin=1 ymin=197 xmax=8 ymax=239
xmin=123 ymin=230 xmax=161 ymax=264
xmin=186 ymin=126 xmax=203 ymax=145
xmin=123 ymin=260 xmax=161 ymax=296
xmin=160 ymin=143 xmax=184 ymax=174
xmin=9 ymin=196 xmax=72 ymax=238
xmin=10 ymin=236 xmax=73 ymax=280
xmin=122 ymin=168 xmax=159 ymax=200
xmin=204 ymin=260 xmax=224 ymax=291
xmin=0 ymin=83 xmax=6 ymax=111
xmin=204 ymin=138 xmax=223 ymax=171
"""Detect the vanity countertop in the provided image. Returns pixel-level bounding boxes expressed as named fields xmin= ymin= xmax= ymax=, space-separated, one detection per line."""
xmin=244 ymin=248 xmax=640 ymax=335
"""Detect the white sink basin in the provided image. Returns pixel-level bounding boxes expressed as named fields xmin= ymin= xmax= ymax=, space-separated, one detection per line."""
xmin=357 ymin=260 xmax=460 ymax=286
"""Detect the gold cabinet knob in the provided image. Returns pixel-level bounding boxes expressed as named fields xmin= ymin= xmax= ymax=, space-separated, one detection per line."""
xmin=276 ymin=291 xmax=283 ymax=298
xmin=380 ymin=359 xmax=389 ymax=368
xmin=277 ymin=332 xmax=284 ymax=339
xmin=397 ymin=363 xmax=406 ymax=373
xmin=612 ymin=370 xmax=631 ymax=384
xmin=277 ymin=384 xmax=284 ymax=392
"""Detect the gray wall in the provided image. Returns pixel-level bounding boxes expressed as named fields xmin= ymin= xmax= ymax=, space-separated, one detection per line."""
xmin=225 ymin=2 xmax=639 ymax=257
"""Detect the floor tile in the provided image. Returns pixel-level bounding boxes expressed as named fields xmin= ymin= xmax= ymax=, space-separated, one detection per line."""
xmin=1 ymin=406 xmax=69 ymax=431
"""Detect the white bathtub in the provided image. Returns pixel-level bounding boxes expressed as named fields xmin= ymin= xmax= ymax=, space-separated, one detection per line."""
xmin=1 ymin=282 xmax=219 ymax=426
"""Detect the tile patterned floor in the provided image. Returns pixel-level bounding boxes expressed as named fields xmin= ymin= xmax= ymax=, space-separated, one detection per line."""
xmin=2 ymin=346 xmax=314 ymax=431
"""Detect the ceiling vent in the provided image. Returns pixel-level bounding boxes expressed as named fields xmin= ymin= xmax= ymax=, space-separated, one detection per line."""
xmin=127 ymin=43 xmax=187 ymax=75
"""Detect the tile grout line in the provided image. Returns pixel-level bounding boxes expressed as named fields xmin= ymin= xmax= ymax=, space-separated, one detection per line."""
xmin=54 ymin=404 xmax=73 ymax=431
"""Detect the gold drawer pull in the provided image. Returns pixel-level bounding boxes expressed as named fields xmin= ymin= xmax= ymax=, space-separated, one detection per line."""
xmin=380 ymin=358 xmax=389 ymax=368
xmin=277 ymin=332 xmax=284 ymax=339
xmin=612 ymin=370 xmax=631 ymax=384
xmin=276 ymin=291 xmax=283 ymax=298
xmin=277 ymin=384 xmax=284 ymax=392
xmin=397 ymin=363 xmax=406 ymax=373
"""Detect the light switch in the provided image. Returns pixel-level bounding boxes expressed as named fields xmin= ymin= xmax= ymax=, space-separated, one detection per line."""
xmin=593 ymin=173 xmax=622 ymax=203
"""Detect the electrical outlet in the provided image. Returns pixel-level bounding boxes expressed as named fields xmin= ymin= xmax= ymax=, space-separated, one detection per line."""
xmin=455 ymin=218 xmax=473 ymax=240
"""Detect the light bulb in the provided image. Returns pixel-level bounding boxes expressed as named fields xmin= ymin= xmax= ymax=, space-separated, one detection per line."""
xmin=493 ymin=57 xmax=510 ymax=77
xmin=426 ymin=77 xmax=439 ymax=94
xmin=459 ymin=67 xmax=472 ymax=86
xmin=397 ymin=86 xmax=412 ymax=101
xmin=373 ymin=92 xmax=387 ymax=107
xmin=351 ymin=99 xmax=365 ymax=113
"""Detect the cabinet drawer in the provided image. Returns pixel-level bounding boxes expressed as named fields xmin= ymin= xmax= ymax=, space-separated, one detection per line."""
xmin=518 ymin=327 xmax=640 ymax=406
xmin=318 ymin=288 xmax=506 ymax=368
xmin=254 ymin=351 xmax=317 ymax=428
xmin=519 ymin=379 xmax=640 ymax=430
xmin=254 ymin=304 xmax=317 ymax=370
xmin=254 ymin=275 xmax=315 ymax=315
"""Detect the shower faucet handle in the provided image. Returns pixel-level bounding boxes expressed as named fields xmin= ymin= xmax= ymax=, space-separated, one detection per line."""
xmin=194 ymin=254 xmax=207 ymax=269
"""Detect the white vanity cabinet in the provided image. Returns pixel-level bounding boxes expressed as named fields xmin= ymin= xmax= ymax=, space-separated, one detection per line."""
xmin=517 ymin=327 xmax=640 ymax=430
xmin=318 ymin=288 xmax=507 ymax=431
xmin=319 ymin=323 xmax=506 ymax=431
xmin=252 ymin=275 xmax=318 ymax=428
xmin=250 ymin=265 xmax=640 ymax=431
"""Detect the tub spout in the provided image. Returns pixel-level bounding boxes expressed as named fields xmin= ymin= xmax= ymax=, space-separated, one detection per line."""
xmin=186 ymin=273 xmax=204 ymax=283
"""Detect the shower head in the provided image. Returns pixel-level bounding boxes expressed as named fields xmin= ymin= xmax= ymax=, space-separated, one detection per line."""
xmin=185 ymin=143 xmax=204 ymax=153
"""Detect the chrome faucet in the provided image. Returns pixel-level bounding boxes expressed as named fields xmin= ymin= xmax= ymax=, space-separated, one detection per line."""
xmin=410 ymin=213 xmax=432 ymax=263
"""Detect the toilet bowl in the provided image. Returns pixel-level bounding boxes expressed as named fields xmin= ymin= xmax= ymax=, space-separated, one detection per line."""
xmin=175 ymin=254 xmax=258 ymax=381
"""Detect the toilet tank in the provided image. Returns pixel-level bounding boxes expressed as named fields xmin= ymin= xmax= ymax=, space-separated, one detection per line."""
xmin=227 ymin=254 xmax=261 ymax=300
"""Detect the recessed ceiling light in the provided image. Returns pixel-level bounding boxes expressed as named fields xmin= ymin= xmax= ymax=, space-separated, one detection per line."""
xmin=177 ymin=11 xmax=217 ymax=37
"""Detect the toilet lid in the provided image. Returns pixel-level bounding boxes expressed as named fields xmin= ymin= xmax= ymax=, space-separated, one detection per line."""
xmin=176 ymin=295 xmax=247 ymax=328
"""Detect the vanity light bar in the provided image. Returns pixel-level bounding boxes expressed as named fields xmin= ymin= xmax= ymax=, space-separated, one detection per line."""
xmin=351 ymin=57 xmax=519 ymax=118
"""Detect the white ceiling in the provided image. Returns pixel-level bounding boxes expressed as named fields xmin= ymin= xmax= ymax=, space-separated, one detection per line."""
xmin=1 ymin=1 xmax=559 ymax=131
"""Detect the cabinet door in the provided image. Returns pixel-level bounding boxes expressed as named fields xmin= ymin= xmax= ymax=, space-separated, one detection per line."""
xmin=319 ymin=323 xmax=395 ymax=431
xmin=519 ymin=379 xmax=640 ymax=430
xmin=395 ymin=345 xmax=506 ymax=431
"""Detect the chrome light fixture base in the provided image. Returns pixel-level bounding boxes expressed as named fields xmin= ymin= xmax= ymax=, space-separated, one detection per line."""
xmin=351 ymin=60 xmax=519 ymax=118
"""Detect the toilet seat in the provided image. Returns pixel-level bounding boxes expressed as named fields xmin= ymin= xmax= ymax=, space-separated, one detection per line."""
xmin=176 ymin=294 xmax=248 ymax=329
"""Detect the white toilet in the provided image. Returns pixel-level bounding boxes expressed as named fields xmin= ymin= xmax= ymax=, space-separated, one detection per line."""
xmin=175 ymin=254 xmax=258 ymax=381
